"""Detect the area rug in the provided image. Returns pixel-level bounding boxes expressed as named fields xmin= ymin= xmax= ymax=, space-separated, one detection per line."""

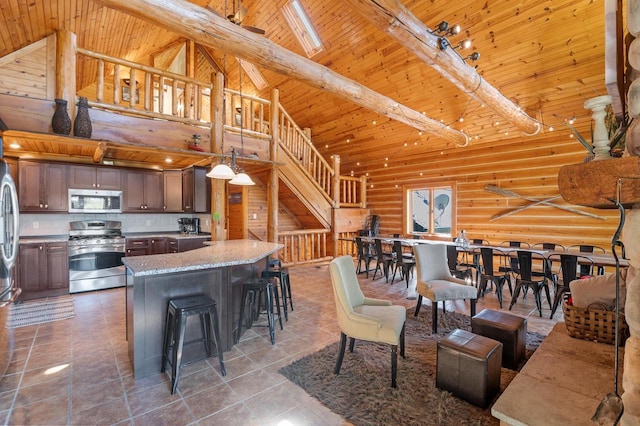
xmin=279 ymin=307 xmax=545 ymax=425
xmin=7 ymin=295 xmax=75 ymax=328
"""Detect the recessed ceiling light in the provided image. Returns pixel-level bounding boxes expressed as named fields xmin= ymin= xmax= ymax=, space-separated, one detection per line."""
xmin=9 ymin=143 xmax=20 ymax=149
xmin=165 ymin=158 xmax=173 ymax=163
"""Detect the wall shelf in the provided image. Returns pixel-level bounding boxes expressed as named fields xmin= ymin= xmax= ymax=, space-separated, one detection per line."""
xmin=558 ymin=156 xmax=640 ymax=209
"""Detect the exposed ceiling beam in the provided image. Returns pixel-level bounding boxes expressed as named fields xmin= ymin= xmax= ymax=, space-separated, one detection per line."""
xmin=343 ymin=0 xmax=541 ymax=136
xmin=94 ymin=0 xmax=469 ymax=146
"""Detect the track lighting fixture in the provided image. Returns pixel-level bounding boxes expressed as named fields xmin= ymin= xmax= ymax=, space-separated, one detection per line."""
xmin=429 ymin=21 xmax=460 ymax=36
xmin=463 ymin=52 xmax=480 ymax=62
xmin=431 ymin=20 xmax=479 ymax=65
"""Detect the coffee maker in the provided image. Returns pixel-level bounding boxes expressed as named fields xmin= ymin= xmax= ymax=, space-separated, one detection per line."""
xmin=177 ymin=218 xmax=200 ymax=234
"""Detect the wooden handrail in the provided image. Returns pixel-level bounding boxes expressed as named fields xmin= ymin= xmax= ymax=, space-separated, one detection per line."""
xmin=277 ymin=105 xmax=334 ymax=199
xmin=77 ymin=48 xmax=212 ymax=123
xmin=278 ymin=229 xmax=332 ymax=266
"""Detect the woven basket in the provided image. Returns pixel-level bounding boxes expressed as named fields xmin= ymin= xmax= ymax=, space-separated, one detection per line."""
xmin=562 ymin=301 xmax=629 ymax=346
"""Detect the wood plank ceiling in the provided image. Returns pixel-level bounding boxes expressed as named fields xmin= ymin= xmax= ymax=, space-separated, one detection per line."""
xmin=0 ymin=0 xmax=610 ymax=176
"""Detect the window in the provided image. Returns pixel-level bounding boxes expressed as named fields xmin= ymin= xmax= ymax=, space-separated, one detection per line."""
xmin=281 ymin=0 xmax=324 ymax=57
xmin=404 ymin=183 xmax=456 ymax=237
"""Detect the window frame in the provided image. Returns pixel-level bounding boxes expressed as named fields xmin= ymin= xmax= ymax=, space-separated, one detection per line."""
xmin=403 ymin=182 xmax=457 ymax=238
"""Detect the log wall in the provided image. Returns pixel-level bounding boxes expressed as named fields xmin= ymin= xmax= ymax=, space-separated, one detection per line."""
xmin=364 ymin=132 xmax=621 ymax=252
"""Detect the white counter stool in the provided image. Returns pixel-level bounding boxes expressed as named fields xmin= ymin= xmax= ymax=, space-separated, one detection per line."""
xmin=236 ymin=277 xmax=283 ymax=345
xmin=161 ymin=294 xmax=226 ymax=395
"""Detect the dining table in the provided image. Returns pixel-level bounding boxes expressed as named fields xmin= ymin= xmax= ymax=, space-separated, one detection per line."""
xmin=359 ymin=236 xmax=629 ymax=278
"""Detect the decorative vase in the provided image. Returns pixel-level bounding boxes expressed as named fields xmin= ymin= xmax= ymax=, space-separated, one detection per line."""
xmin=583 ymin=95 xmax=612 ymax=161
xmin=74 ymin=97 xmax=92 ymax=138
xmin=51 ymin=98 xmax=72 ymax=135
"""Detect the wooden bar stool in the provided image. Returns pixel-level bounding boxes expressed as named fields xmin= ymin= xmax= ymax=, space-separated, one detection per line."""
xmin=161 ymin=294 xmax=226 ymax=395
xmin=236 ymin=277 xmax=283 ymax=345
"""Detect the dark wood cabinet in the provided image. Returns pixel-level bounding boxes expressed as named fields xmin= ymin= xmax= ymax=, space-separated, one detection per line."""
xmin=129 ymin=236 xmax=208 ymax=256
xmin=149 ymin=238 xmax=168 ymax=254
xmin=173 ymin=237 xmax=209 ymax=252
xmin=163 ymin=171 xmax=183 ymax=212
xmin=18 ymin=242 xmax=69 ymax=294
xmin=126 ymin=238 xmax=150 ymax=256
xmin=18 ymin=161 xmax=68 ymax=212
xmin=69 ymin=165 xmax=121 ymax=190
xmin=183 ymin=167 xmax=210 ymax=213
xmin=123 ymin=170 xmax=164 ymax=212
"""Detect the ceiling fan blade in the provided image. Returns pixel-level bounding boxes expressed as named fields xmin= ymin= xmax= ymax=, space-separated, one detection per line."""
xmin=242 ymin=25 xmax=266 ymax=35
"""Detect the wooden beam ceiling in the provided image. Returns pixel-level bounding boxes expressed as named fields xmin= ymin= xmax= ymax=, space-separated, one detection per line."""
xmin=345 ymin=0 xmax=541 ymax=135
xmin=94 ymin=0 xmax=468 ymax=145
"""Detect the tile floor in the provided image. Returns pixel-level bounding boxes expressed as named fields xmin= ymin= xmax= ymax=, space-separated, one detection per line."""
xmin=0 ymin=260 xmax=561 ymax=425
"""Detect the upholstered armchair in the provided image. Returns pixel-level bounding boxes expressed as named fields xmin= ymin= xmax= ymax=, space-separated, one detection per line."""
xmin=414 ymin=244 xmax=477 ymax=333
xmin=329 ymin=256 xmax=406 ymax=387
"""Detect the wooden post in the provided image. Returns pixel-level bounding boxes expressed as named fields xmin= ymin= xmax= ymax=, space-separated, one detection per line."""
xmin=211 ymin=71 xmax=227 ymax=241
xmin=186 ymin=40 xmax=195 ymax=119
xmin=55 ymin=30 xmax=77 ymax=121
xmin=360 ymin=176 xmax=367 ymax=208
xmin=267 ymin=88 xmax=279 ymax=243
xmin=332 ymin=154 xmax=341 ymax=207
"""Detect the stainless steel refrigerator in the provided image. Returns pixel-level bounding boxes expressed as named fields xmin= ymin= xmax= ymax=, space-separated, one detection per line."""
xmin=0 ymin=159 xmax=20 ymax=380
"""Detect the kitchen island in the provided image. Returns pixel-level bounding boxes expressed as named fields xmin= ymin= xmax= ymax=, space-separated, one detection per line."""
xmin=122 ymin=239 xmax=283 ymax=379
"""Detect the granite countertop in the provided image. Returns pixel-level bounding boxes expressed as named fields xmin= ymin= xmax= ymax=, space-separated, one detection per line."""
xmin=123 ymin=232 xmax=211 ymax=240
xmin=20 ymin=235 xmax=69 ymax=244
xmin=19 ymin=232 xmax=212 ymax=244
xmin=122 ymin=239 xmax=283 ymax=277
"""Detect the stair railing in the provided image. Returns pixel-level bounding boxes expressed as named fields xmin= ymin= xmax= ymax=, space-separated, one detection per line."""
xmin=277 ymin=105 xmax=334 ymax=201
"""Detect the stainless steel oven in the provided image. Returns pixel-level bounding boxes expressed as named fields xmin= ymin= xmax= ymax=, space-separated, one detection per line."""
xmin=68 ymin=220 xmax=125 ymax=293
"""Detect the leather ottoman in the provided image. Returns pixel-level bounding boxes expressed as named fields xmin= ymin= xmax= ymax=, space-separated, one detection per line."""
xmin=471 ymin=309 xmax=527 ymax=370
xmin=436 ymin=329 xmax=502 ymax=408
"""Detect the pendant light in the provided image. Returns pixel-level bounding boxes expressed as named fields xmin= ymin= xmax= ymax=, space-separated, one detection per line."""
xmin=207 ymin=14 xmax=236 ymax=180
xmin=230 ymin=57 xmax=255 ymax=186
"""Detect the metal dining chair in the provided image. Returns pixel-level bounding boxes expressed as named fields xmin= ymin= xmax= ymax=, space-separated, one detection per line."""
xmin=459 ymin=238 xmax=489 ymax=285
xmin=372 ymin=238 xmax=394 ymax=282
xmin=390 ymin=240 xmax=416 ymax=288
xmin=567 ymin=244 xmax=606 ymax=275
xmin=478 ymin=247 xmax=512 ymax=308
xmin=498 ymin=241 xmax=530 ymax=276
xmin=546 ymin=253 xmax=594 ymax=318
xmin=530 ymin=242 xmax=565 ymax=285
xmin=446 ymin=245 xmax=474 ymax=283
xmin=508 ymin=250 xmax=551 ymax=317
xmin=355 ymin=237 xmax=376 ymax=278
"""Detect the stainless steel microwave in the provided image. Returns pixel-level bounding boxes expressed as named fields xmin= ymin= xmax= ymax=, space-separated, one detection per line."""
xmin=68 ymin=189 xmax=123 ymax=213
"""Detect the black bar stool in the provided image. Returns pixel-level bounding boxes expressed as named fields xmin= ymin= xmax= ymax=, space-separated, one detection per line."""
xmin=236 ymin=277 xmax=283 ymax=345
xmin=261 ymin=258 xmax=293 ymax=320
xmin=161 ymin=294 xmax=226 ymax=395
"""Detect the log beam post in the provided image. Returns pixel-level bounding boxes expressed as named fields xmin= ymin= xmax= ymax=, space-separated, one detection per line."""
xmin=211 ymin=71 xmax=227 ymax=241
xmin=267 ymin=88 xmax=280 ymax=244
xmin=332 ymin=155 xmax=341 ymax=208
xmin=55 ymin=30 xmax=77 ymax=122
